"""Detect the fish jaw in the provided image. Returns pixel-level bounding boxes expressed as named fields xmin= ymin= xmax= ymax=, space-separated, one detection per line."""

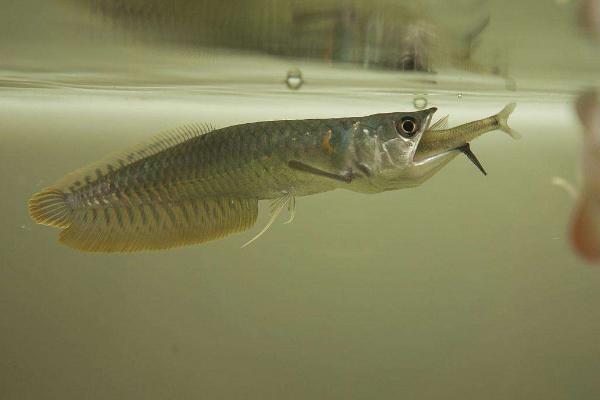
xmin=411 ymin=116 xmax=477 ymax=165
xmin=370 ymin=148 xmax=459 ymax=191
xmin=404 ymin=149 xmax=461 ymax=185
xmin=400 ymin=122 xmax=487 ymax=184
xmin=412 ymin=120 xmax=483 ymax=164
xmin=406 ymin=123 xmax=468 ymax=183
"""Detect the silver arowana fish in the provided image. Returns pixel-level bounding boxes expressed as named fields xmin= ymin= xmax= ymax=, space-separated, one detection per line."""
xmin=28 ymin=104 xmax=518 ymax=252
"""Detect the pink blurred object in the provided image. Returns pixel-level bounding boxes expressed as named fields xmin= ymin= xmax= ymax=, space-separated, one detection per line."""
xmin=578 ymin=0 xmax=600 ymax=41
xmin=572 ymin=92 xmax=600 ymax=262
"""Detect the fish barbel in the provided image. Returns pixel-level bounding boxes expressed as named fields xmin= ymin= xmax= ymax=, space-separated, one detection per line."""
xmin=28 ymin=105 xmax=518 ymax=252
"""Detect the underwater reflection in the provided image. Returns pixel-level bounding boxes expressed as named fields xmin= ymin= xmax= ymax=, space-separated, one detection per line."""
xmin=73 ymin=0 xmax=504 ymax=77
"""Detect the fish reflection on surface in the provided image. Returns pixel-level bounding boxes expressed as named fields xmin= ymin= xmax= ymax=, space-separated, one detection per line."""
xmin=71 ymin=0 xmax=503 ymax=76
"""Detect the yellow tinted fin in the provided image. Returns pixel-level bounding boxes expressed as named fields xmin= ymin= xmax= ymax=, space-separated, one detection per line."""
xmin=58 ymin=197 xmax=258 ymax=252
xmin=28 ymin=188 xmax=72 ymax=228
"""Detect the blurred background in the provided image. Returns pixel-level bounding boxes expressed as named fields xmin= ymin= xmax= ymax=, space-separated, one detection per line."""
xmin=1 ymin=1 xmax=599 ymax=399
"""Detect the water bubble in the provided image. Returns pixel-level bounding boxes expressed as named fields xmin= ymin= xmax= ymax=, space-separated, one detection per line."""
xmin=285 ymin=68 xmax=304 ymax=90
xmin=413 ymin=96 xmax=427 ymax=109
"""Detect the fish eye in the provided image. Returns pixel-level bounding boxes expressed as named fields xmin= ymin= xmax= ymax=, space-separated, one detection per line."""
xmin=396 ymin=117 xmax=419 ymax=137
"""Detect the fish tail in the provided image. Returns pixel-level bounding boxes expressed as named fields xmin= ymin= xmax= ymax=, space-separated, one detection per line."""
xmin=28 ymin=188 xmax=73 ymax=228
xmin=496 ymin=102 xmax=521 ymax=139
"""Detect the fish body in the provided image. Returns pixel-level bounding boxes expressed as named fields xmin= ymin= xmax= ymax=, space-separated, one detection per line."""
xmin=29 ymin=105 xmax=516 ymax=252
xmin=415 ymin=103 xmax=518 ymax=162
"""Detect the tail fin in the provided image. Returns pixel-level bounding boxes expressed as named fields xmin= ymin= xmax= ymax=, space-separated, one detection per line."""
xmin=28 ymin=188 xmax=72 ymax=228
xmin=496 ymin=102 xmax=520 ymax=139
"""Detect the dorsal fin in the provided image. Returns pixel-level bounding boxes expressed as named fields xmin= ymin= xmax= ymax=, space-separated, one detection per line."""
xmin=54 ymin=123 xmax=216 ymax=189
xmin=429 ymin=115 xmax=449 ymax=130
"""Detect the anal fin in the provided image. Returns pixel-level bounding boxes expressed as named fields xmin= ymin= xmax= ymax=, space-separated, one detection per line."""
xmin=59 ymin=196 xmax=258 ymax=252
xmin=458 ymin=144 xmax=487 ymax=176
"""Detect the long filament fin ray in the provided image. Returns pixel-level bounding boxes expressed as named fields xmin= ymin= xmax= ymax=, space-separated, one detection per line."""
xmin=242 ymin=191 xmax=296 ymax=248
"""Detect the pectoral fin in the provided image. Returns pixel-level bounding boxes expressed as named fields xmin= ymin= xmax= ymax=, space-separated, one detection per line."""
xmin=288 ymin=160 xmax=352 ymax=183
xmin=56 ymin=196 xmax=258 ymax=252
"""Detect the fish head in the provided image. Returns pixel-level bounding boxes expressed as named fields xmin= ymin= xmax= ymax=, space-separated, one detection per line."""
xmin=353 ymin=107 xmax=459 ymax=191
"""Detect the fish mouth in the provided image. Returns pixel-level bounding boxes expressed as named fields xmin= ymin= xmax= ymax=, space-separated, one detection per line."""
xmin=412 ymin=147 xmax=458 ymax=165
xmin=410 ymin=109 xmax=455 ymax=166
xmin=412 ymin=144 xmax=487 ymax=176
xmin=413 ymin=117 xmax=487 ymax=175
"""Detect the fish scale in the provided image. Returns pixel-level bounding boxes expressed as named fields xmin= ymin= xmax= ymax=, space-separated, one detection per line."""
xmin=27 ymin=117 xmax=350 ymax=252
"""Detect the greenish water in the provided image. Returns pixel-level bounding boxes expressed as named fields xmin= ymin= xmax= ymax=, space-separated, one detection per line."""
xmin=1 ymin=1 xmax=600 ymax=399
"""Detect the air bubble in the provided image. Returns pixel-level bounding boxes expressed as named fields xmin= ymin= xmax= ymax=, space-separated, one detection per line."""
xmin=413 ymin=96 xmax=427 ymax=109
xmin=285 ymin=68 xmax=304 ymax=90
